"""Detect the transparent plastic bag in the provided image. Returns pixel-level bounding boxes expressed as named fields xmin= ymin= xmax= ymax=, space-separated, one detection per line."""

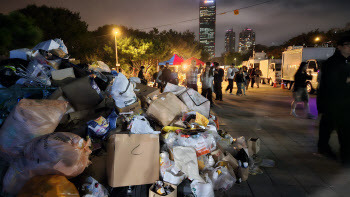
xmin=17 ymin=175 xmax=79 ymax=197
xmin=160 ymin=152 xmax=174 ymax=178
xmin=191 ymin=173 xmax=214 ymax=197
xmin=82 ymin=176 xmax=109 ymax=197
xmin=177 ymin=132 xmax=216 ymax=157
xmin=3 ymin=132 xmax=92 ymax=195
xmin=129 ymin=115 xmax=160 ymax=134
xmin=0 ymin=99 xmax=68 ymax=160
xmin=209 ymin=166 xmax=235 ymax=190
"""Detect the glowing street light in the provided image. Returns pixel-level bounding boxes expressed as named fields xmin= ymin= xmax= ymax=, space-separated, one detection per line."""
xmin=114 ymin=29 xmax=120 ymax=70
xmin=234 ymin=57 xmax=237 ymax=66
xmin=315 ymin=37 xmax=320 ymax=42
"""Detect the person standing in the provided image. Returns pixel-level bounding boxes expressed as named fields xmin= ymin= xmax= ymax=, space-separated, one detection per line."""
xmin=161 ymin=62 xmax=172 ymax=88
xmin=249 ymin=66 xmax=256 ymax=88
xmin=235 ymin=68 xmax=245 ymax=96
xmin=214 ymin=62 xmax=224 ymax=101
xmin=186 ymin=60 xmax=203 ymax=91
xmin=255 ymin=67 xmax=263 ymax=88
xmin=225 ymin=63 xmax=239 ymax=94
xmin=290 ymin=62 xmax=313 ymax=118
xmin=246 ymin=66 xmax=252 ymax=90
xmin=138 ymin=66 xmax=147 ymax=85
xmin=317 ymin=33 xmax=350 ymax=164
xmin=156 ymin=65 xmax=164 ymax=92
xmin=243 ymin=66 xmax=249 ymax=92
xmin=201 ymin=62 xmax=214 ymax=106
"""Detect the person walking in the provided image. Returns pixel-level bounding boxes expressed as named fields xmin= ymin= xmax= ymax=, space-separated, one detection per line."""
xmin=317 ymin=33 xmax=350 ymax=165
xmin=235 ymin=68 xmax=245 ymax=96
xmin=186 ymin=60 xmax=203 ymax=91
xmin=201 ymin=62 xmax=214 ymax=106
xmin=161 ymin=62 xmax=172 ymax=88
xmin=255 ymin=67 xmax=263 ymax=88
xmin=225 ymin=63 xmax=239 ymax=94
xmin=246 ymin=66 xmax=252 ymax=90
xmin=290 ymin=62 xmax=313 ymax=118
xmin=243 ymin=66 xmax=249 ymax=92
xmin=138 ymin=66 xmax=147 ymax=85
xmin=214 ymin=62 xmax=224 ymax=101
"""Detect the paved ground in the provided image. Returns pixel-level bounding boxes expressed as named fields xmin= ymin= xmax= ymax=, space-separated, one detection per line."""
xmin=212 ymin=83 xmax=350 ymax=197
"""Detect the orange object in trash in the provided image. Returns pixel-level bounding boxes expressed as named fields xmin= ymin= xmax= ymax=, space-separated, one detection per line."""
xmin=234 ymin=10 xmax=239 ymax=15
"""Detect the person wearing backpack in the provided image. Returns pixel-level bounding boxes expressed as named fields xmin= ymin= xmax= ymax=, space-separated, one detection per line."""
xmin=225 ymin=63 xmax=239 ymax=94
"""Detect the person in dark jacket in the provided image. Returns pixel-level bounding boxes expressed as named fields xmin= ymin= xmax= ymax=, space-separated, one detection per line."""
xmin=317 ymin=33 xmax=350 ymax=164
xmin=138 ymin=66 xmax=147 ymax=85
xmin=235 ymin=68 xmax=245 ymax=96
xmin=213 ymin=62 xmax=224 ymax=101
xmin=290 ymin=62 xmax=313 ymax=118
xmin=161 ymin=63 xmax=172 ymax=87
xmin=249 ymin=66 xmax=256 ymax=88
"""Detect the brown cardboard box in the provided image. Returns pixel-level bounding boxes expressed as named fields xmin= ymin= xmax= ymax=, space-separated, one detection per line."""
xmin=211 ymin=149 xmax=224 ymax=163
xmin=149 ymin=182 xmax=177 ymax=197
xmin=116 ymin=99 xmax=143 ymax=114
xmin=222 ymin=152 xmax=239 ymax=170
xmin=146 ymin=92 xmax=188 ymax=126
xmin=107 ymin=134 xmax=160 ymax=187
xmin=135 ymin=83 xmax=160 ymax=109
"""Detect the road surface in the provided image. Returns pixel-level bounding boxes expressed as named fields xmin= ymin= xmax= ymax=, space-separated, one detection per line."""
xmin=212 ymin=83 xmax=350 ymax=197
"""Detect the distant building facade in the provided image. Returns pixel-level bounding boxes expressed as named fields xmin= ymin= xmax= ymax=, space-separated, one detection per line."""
xmin=225 ymin=28 xmax=236 ymax=53
xmin=199 ymin=0 xmax=216 ymax=58
xmin=239 ymin=28 xmax=256 ymax=53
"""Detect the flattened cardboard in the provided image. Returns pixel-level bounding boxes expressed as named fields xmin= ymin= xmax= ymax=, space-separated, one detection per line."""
xmin=248 ymin=138 xmax=260 ymax=155
xmin=107 ymin=134 xmax=160 ymax=187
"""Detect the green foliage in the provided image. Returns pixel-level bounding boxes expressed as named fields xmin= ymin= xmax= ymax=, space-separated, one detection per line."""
xmin=223 ymin=52 xmax=243 ymax=65
xmin=18 ymin=5 xmax=89 ymax=59
xmin=0 ymin=12 xmax=42 ymax=55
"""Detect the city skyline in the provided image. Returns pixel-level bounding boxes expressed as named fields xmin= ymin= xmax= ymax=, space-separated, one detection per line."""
xmin=239 ymin=28 xmax=256 ymax=53
xmin=199 ymin=0 xmax=216 ymax=58
xmin=224 ymin=28 xmax=235 ymax=53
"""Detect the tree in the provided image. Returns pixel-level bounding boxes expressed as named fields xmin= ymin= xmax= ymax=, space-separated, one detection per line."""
xmin=18 ymin=5 xmax=89 ymax=59
xmin=223 ymin=52 xmax=243 ymax=65
xmin=0 ymin=12 xmax=42 ymax=55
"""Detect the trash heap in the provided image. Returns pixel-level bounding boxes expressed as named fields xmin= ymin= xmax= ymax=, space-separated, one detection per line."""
xmin=0 ymin=39 xmax=273 ymax=197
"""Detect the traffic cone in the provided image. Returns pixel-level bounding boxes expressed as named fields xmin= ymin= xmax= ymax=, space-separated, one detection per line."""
xmin=273 ymin=80 xmax=277 ymax=88
xmin=281 ymin=80 xmax=285 ymax=89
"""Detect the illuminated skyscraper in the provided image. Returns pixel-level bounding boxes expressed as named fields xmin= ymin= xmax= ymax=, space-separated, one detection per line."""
xmin=199 ymin=0 xmax=216 ymax=58
xmin=225 ymin=28 xmax=236 ymax=53
xmin=239 ymin=28 xmax=256 ymax=53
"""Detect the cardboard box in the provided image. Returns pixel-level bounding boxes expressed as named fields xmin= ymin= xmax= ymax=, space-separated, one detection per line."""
xmin=135 ymin=83 xmax=160 ymax=109
xmin=146 ymin=92 xmax=188 ymax=126
xmin=149 ymin=182 xmax=177 ymax=197
xmin=178 ymin=88 xmax=210 ymax=118
xmin=116 ymin=99 xmax=143 ymax=114
xmin=248 ymin=138 xmax=260 ymax=155
xmin=107 ymin=134 xmax=159 ymax=187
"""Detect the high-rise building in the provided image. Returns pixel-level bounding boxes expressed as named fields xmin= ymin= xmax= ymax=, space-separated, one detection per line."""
xmin=239 ymin=28 xmax=256 ymax=53
xmin=225 ymin=28 xmax=236 ymax=53
xmin=199 ymin=0 xmax=216 ymax=58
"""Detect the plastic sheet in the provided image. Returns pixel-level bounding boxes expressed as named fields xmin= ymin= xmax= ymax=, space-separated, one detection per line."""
xmin=160 ymin=152 xmax=174 ymax=178
xmin=173 ymin=146 xmax=204 ymax=182
xmin=3 ymin=132 xmax=92 ymax=195
xmin=89 ymin=61 xmax=111 ymax=73
xmin=0 ymin=99 xmax=67 ymax=160
xmin=17 ymin=175 xmax=79 ymax=197
xmin=110 ymin=73 xmax=137 ymax=108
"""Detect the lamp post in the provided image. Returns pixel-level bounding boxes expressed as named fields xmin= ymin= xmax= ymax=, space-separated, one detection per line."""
xmin=234 ymin=57 xmax=237 ymax=66
xmin=315 ymin=37 xmax=320 ymax=47
xmin=114 ymin=29 xmax=120 ymax=70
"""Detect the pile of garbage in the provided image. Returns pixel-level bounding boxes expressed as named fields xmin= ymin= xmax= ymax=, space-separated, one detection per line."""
xmin=0 ymin=39 xmax=273 ymax=197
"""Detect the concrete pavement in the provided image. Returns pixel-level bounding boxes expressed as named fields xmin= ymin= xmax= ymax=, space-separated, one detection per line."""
xmin=212 ymin=83 xmax=350 ymax=197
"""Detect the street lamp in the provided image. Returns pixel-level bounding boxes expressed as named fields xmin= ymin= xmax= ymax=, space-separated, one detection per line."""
xmin=114 ymin=29 xmax=120 ymax=70
xmin=234 ymin=58 xmax=237 ymax=66
xmin=315 ymin=37 xmax=320 ymax=42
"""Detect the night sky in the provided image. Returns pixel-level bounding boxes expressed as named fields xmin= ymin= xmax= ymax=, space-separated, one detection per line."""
xmin=1 ymin=0 xmax=350 ymax=55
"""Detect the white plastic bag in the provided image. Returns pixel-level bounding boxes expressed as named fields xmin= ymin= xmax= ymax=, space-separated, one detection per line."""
xmin=129 ymin=115 xmax=160 ymax=134
xmin=89 ymin=61 xmax=111 ymax=73
xmin=110 ymin=73 xmax=137 ymax=108
xmin=160 ymin=152 xmax=174 ymax=178
xmin=163 ymin=166 xmax=186 ymax=185
xmin=173 ymin=146 xmax=204 ymax=182
xmin=190 ymin=174 xmax=214 ymax=197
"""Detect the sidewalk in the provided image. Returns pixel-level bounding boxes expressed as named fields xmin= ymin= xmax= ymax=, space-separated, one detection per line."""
xmin=212 ymin=84 xmax=350 ymax=197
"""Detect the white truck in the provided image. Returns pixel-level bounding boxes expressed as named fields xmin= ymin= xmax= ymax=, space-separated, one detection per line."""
xmin=281 ymin=46 xmax=335 ymax=93
xmin=259 ymin=59 xmax=282 ymax=85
